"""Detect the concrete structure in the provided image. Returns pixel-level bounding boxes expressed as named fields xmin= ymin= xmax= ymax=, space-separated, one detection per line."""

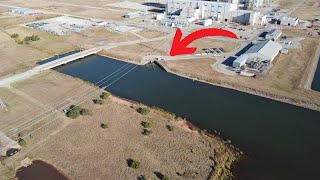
xmin=239 ymin=0 xmax=264 ymax=9
xmin=230 ymin=10 xmax=266 ymax=25
xmin=253 ymin=0 xmax=264 ymax=7
xmin=233 ymin=54 xmax=248 ymax=68
xmin=23 ymin=16 xmax=95 ymax=35
xmin=265 ymin=29 xmax=282 ymax=41
xmin=233 ymin=40 xmax=282 ymax=68
xmin=203 ymin=18 xmax=213 ymax=26
xmin=124 ymin=12 xmax=142 ymax=19
xmin=0 ymin=48 xmax=101 ymax=87
xmin=10 ymin=8 xmax=41 ymax=15
xmin=280 ymin=17 xmax=299 ymax=26
xmin=167 ymin=0 xmax=238 ymax=22
xmin=156 ymin=14 xmax=165 ymax=20
xmin=244 ymin=40 xmax=282 ymax=62
xmin=0 ymin=132 xmax=21 ymax=157
xmin=167 ymin=0 xmax=266 ymax=25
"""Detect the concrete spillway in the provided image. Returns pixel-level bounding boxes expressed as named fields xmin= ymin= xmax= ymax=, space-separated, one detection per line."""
xmin=0 ymin=48 xmax=101 ymax=87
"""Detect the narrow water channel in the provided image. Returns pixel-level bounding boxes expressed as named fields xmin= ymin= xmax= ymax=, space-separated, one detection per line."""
xmin=37 ymin=50 xmax=80 ymax=65
xmin=311 ymin=57 xmax=320 ymax=91
xmin=54 ymin=55 xmax=320 ymax=180
xmin=16 ymin=160 xmax=68 ymax=180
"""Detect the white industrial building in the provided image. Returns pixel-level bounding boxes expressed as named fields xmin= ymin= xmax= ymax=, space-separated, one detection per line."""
xmin=265 ymin=29 xmax=282 ymax=41
xmin=232 ymin=40 xmax=282 ymax=68
xmin=280 ymin=17 xmax=299 ymax=26
xmin=230 ymin=10 xmax=266 ymax=25
xmin=239 ymin=0 xmax=264 ymax=9
xmin=10 ymin=8 xmax=42 ymax=15
xmin=166 ymin=0 xmax=266 ymax=25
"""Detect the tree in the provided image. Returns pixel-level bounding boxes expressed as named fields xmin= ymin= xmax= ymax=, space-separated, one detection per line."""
xmin=66 ymin=109 xmax=81 ymax=119
xmin=94 ymin=99 xmax=105 ymax=105
xmin=137 ymin=107 xmax=150 ymax=115
xmin=166 ymin=125 xmax=175 ymax=132
xmin=100 ymin=92 xmax=110 ymax=99
xmin=10 ymin=33 xmax=19 ymax=38
xmin=18 ymin=138 xmax=27 ymax=147
xmin=141 ymin=121 xmax=152 ymax=128
xmin=142 ymin=129 xmax=152 ymax=136
xmin=80 ymin=108 xmax=92 ymax=116
xmin=100 ymin=123 xmax=108 ymax=129
xmin=129 ymin=160 xmax=140 ymax=169
xmin=162 ymin=175 xmax=169 ymax=180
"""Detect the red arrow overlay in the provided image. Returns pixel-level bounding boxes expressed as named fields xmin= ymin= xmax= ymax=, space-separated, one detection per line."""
xmin=170 ymin=28 xmax=238 ymax=56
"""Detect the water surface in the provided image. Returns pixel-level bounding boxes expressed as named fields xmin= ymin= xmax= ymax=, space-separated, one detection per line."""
xmin=54 ymin=55 xmax=320 ymax=180
xmin=311 ymin=57 xmax=320 ymax=91
xmin=16 ymin=160 xmax=68 ymax=180
xmin=37 ymin=50 xmax=80 ymax=65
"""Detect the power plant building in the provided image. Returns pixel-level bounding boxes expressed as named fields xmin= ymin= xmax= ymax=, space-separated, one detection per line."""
xmin=265 ymin=29 xmax=282 ymax=41
xmin=167 ymin=0 xmax=266 ymax=25
xmin=233 ymin=40 xmax=282 ymax=68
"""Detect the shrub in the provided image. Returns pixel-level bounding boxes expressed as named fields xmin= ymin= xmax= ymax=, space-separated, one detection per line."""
xmin=17 ymin=40 xmax=23 ymax=45
xmin=100 ymin=92 xmax=110 ymax=99
xmin=166 ymin=125 xmax=175 ymax=132
xmin=80 ymin=108 xmax=92 ymax=116
xmin=141 ymin=121 xmax=152 ymax=128
xmin=10 ymin=33 xmax=19 ymax=38
xmin=66 ymin=109 xmax=81 ymax=119
xmin=18 ymin=138 xmax=27 ymax=147
xmin=142 ymin=129 xmax=152 ymax=136
xmin=162 ymin=175 xmax=169 ymax=180
xmin=100 ymin=123 xmax=108 ymax=129
xmin=129 ymin=160 xmax=140 ymax=169
xmin=137 ymin=107 xmax=150 ymax=115
xmin=94 ymin=99 xmax=105 ymax=105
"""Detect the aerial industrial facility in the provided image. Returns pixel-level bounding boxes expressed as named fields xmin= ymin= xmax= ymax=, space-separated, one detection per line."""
xmin=166 ymin=0 xmax=267 ymax=26
xmin=232 ymin=40 xmax=282 ymax=70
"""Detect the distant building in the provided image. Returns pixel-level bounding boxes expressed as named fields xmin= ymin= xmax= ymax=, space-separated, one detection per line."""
xmin=167 ymin=0 xmax=266 ymax=25
xmin=233 ymin=54 xmax=249 ymax=68
xmin=124 ymin=12 xmax=141 ymax=19
xmin=265 ymin=29 xmax=282 ymax=41
xmin=233 ymin=40 xmax=282 ymax=68
xmin=10 ymin=8 xmax=41 ymax=15
xmin=280 ymin=17 xmax=299 ymax=26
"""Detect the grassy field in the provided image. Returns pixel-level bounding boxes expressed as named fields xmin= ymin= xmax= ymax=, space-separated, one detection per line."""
xmin=291 ymin=0 xmax=320 ymax=20
xmin=276 ymin=0 xmax=300 ymax=9
xmin=164 ymin=37 xmax=320 ymax=109
xmin=102 ymin=38 xmax=240 ymax=64
xmin=1 ymin=71 xmax=238 ymax=180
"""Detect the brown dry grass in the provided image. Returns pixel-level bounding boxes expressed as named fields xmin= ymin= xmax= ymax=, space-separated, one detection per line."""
xmin=1 ymin=70 xmax=238 ymax=180
xmin=163 ymin=38 xmax=320 ymax=107
xmin=101 ymin=40 xmax=169 ymax=63
xmin=102 ymin=38 xmax=240 ymax=64
xmin=276 ymin=0 xmax=300 ymax=9
xmin=20 ymin=98 xmax=236 ymax=180
xmin=291 ymin=0 xmax=320 ymax=20
xmin=0 ymin=88 xmax=43 ymax=132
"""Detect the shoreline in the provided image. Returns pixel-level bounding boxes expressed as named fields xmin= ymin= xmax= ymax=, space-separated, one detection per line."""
xmin=109 ymin=94 xmax=242 ymax=179
xmin=156 ymin=61 xmax=320 ymax=112
xmin=93 ymin=53 xmax=320 ymax=112
xmin=304 ymin=44 xmax=320 ymax=90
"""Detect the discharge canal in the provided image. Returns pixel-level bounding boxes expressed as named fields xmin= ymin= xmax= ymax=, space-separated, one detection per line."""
xmin=53 ymin=55 xmax=320 ymax=180
xmin=311 ymin=57 xmax=320 ymax=91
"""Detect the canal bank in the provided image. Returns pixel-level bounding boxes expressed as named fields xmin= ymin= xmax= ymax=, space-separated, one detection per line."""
xmin=53 ymin=55 xmax=320 ymax=180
